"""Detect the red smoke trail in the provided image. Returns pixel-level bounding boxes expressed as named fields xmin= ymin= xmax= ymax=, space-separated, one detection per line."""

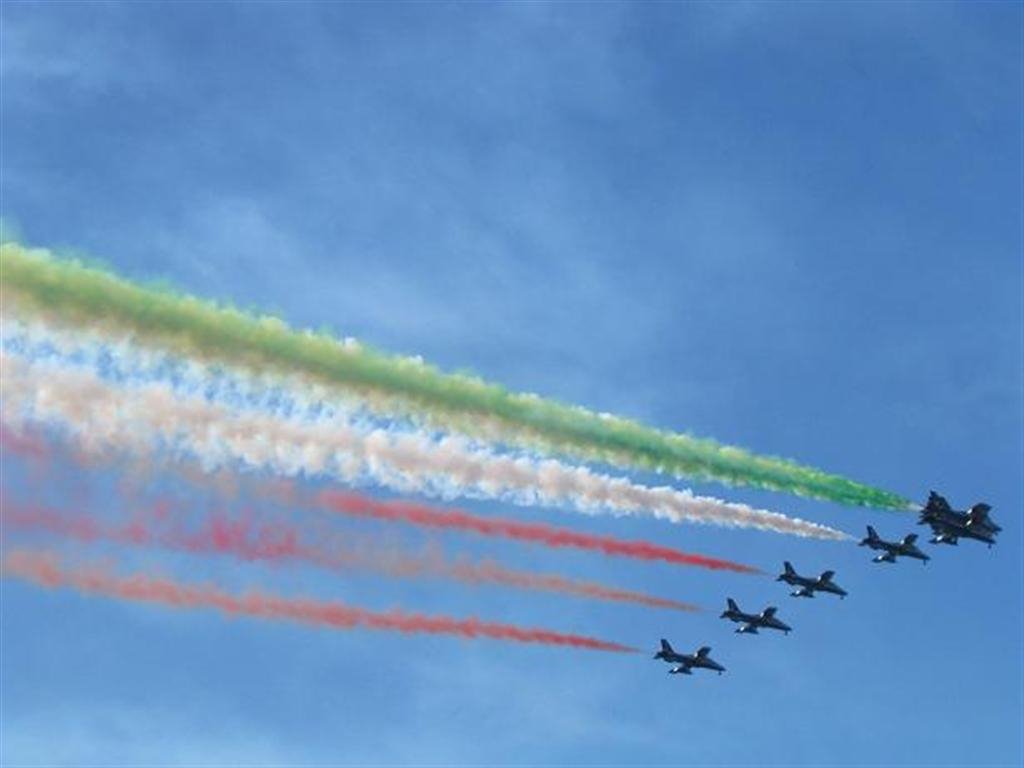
xmin=0 ymin=424 xmax=760 ymax=575
xmin=0 ymin=423 xmax=49 ymax=460
xmin=446 ymin=560 xmax=696 ymax=611
xmin=317 ymin=490 xmax=762 ymax=574
xmin=4 ymin=503 xmax=699 ymax=612
xmin=2 ymin=550 xmax=638 ymax=653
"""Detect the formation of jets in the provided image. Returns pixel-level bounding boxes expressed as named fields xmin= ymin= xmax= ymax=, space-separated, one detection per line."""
xmin=919 ymin=491 xmax=1001 ymax=547
xmin=720 ymin=599 xmax=791 ymax=635
xmin=653 ymin=640 xmax=726 ymax=675
xmin=653 ymin=492 xmax=998 ymax=679
xmin=859 ymin=526 xmax=929 ymax=564
xmin=777 ymin=562 xmax=847 ymax=599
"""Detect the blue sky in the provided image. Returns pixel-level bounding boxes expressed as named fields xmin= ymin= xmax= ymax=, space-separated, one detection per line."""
xmin=1 ymin=1 xmax=1021 ymax=765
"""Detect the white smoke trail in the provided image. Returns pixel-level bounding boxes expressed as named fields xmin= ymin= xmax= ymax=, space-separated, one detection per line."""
xmin=0 ymin=308 xmax=516 ymax=448
xmin=0 ymin=313 xmax=369 ymax=425
xmin=0 ymin=350 xmax=850 ymax=540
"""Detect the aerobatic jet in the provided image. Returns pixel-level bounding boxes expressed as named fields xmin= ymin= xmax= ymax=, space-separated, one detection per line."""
xmin=653 ymin=639 xmax=726 ymax=676
xmin=777 ymin=562 xmax=847 ymax=599
xmin=859 ymin=526 xmax=930 ymax=564
xmin=720 ymin=598 xmax=792 ymax=635
xmin=918 ymin=492 xmax=1000 ymax=547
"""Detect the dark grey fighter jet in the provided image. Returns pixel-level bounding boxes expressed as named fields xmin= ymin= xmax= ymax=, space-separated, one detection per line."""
xmin=777 ymin=562 xmax=847 ymax=599
xmin=859 ymin=526 xmax=930 ymax=564
xmin=919 ymin=492 xmax=1000 ymax=547
xmin=653 ymin=639 xmax=726 ymax=676
xmin=720 ymin=598 xmax=791 ymax=635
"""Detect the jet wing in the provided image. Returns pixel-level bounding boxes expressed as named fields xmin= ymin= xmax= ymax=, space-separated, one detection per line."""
xmin=968 ymin=502 xmax=992 ymax=518
xmin=819 ymin=570 xmax=835 ymax=582
xmin=967 ymin=504 xmax=1000 ymax=531
xmin=902 ymin=534 xmax=918 ymax=546
xmin=761 ymin=607 xmax=778 ymax=619
xmin=696 ymin=646 xmax=711 ymax=658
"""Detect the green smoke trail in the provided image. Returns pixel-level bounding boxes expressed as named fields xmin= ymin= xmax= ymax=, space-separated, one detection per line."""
xmin=0 ymin=241 xmax=911 ymax=509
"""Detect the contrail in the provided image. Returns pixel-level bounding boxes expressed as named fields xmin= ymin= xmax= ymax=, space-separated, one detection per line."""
xmin=315 ymin=491 xmax=766 ymax=573
xmin=0 ymin=423 xmax=49 ymax=460
xmin=0 ymin=424 xmax=764 ymax=575
xmin=1 ymin=242 xmax=912 ymax=510
xmin=5 ymin=502 xmax=699 ymax=611
xmin=2 ymin=550 xmax=639 ymax=653
xmin=0 ymin=352 xmax=850 ymax=540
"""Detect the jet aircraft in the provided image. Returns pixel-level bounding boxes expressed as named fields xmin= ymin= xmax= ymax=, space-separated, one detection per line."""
xmin=777 ymin=562 xmax=847 ymax=599
xmin=653 ymin=639 xmax=726 ymax=676
xmin=859 ymin=526 xmax=930 ymax=564
xmin=720 ymin=598 xmax=792 ymax=635
xmin=919 ymin=491 xmax=1000 ymax=547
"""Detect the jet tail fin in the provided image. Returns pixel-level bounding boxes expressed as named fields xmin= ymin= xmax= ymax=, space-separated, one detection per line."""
xmin=927 ymin=491 xmax=951 ymax=512
xmin=967 ymin=504 xmax=999 ymax=531
xmin=726 ymin=598 xmax=739 ymax=612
